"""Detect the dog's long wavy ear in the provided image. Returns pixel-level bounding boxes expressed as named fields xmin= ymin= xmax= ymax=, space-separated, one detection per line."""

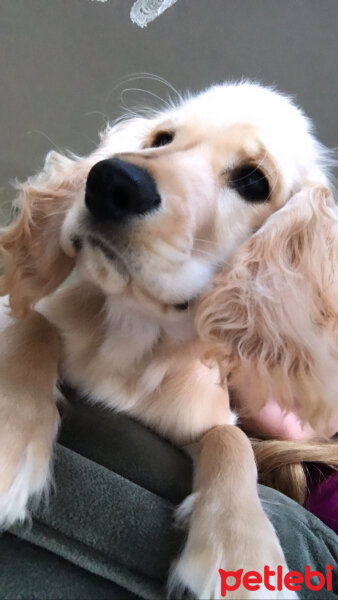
xmin=0 ymin=151 xmax=88 ymax=316
xmin=0 ymin=116 xmax=151 ymax=317
xmin=197 ymin=185 xmax=338 ymax=432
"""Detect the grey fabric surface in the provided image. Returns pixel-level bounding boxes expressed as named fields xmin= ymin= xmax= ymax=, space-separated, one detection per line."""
xmin=59 ymin=396 xmax=192 ymax=504
xmin=10 ymin=445 xmax=175 ymax=599
xmin=1 ymin=399 xmax=337 ymax=599
xmin=0 ymin=532 xmax=139 ymax=600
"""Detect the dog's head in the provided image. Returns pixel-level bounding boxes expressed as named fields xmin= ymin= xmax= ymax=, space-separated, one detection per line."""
xmin=0 ymin=82 xmax=334 ymax=322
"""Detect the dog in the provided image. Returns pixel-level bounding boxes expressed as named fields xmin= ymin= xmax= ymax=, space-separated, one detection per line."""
xmin=1 ymin=81 xmax=337 ymax=599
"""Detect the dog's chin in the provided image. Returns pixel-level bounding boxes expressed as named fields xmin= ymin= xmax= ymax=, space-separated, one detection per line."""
xmin=67 ymin=234 xmax=210 ymax=321
xmin=75 ymin=257 xmax=192 ymax=322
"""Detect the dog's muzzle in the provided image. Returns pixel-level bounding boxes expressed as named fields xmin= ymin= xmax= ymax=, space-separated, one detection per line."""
xmin=85 ymin=158 xmax=161 ymax=222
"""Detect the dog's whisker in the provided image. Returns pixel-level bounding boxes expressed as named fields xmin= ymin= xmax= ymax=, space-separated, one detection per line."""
xmin=193 ymin=248 xmax=217 ymax=259
xmin=120 ymin=87 xmax=172 ymax=110
xmin=114 ymin=72 xmax=183 ymax=102
xmin=85 ymin=110 xmax=110 ymax=121
xmin=25 ymin=130 xmax=64 ymax=154
xmin=194 ymin=238 xmax=219 ymax=247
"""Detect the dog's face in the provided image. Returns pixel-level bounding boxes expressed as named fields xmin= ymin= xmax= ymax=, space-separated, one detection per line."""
xmin=20 ymin=83 xmax=332 ymax=316
xmin=60 ymin=84 xmax=326 ymax=313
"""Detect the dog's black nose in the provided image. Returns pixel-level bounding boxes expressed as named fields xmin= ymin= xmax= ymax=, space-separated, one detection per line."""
xmin=85 ymin=158 xmax=161 ymax=222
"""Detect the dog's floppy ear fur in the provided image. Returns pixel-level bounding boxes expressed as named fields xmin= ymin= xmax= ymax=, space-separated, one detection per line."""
xmin=0 ymin=116 xmax=151 ymax=317
xmin=197 ymin=185 xmax=338 ymax=432
xmin=0 ymin=151 xmax=88 ymax=316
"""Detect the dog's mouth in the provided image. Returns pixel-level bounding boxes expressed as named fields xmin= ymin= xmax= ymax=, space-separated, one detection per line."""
xmin=86 ymin=234 xmax=128 ymax=274
xmin=72 ymin=233 xmax=191 ymax=313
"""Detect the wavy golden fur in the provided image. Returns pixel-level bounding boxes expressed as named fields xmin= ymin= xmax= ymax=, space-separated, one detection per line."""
xmin=251 ymin=437 xmax=338 ymax=505
xmin=0 ymin=152 xmax=87 ymax=315
xmin=197 ymin=185 xmax=338 ymax=431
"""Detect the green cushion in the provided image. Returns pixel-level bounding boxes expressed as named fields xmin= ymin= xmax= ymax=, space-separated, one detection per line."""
xmin=59 ymin=396 xmax=192 ymax=504
xmin=0 ymin=532 xmax=139 ymax=600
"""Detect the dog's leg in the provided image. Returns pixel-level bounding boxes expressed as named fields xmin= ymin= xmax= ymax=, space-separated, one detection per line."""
xmin=0 ymin=309 xmax=60 ymax=528
xmin=169 ymin=425 xmax=297 ymax=599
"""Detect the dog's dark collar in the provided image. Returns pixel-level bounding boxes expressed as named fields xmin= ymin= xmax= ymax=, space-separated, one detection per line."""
xmin=173 ymin=300 xmax=189 ymax=311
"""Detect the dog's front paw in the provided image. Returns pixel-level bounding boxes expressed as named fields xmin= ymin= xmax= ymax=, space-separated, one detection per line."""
xmin=0 ymin=407 xmax=59 ymax=529
xmin=169 ymin=496 xmax=298 ymax=599
xmin=169 ymin=544 xmax=298 ymax=600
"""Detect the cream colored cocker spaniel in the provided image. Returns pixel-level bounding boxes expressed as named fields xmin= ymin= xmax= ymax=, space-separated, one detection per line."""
xmin=1 ymin=82 xmax=337 ymax=599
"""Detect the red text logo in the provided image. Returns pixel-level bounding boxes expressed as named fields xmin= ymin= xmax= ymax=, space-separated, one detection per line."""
xmin=219 ymin=564 xmax=334 ymax=596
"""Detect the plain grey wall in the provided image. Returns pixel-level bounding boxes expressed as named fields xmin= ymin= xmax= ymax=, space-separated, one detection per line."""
xmin=1 ymin=0 xmax=337 ymax=222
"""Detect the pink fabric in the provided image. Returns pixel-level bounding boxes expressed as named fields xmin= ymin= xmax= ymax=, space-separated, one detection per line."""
xmin=240 ymin=399 xmax=318 ymax=441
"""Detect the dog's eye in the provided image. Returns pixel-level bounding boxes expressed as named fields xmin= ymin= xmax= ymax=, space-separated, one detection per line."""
xmin=228 ymin=165 xmax=270 ymax=202
xmin=150 ymin=131 xmax=174 ymax=148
